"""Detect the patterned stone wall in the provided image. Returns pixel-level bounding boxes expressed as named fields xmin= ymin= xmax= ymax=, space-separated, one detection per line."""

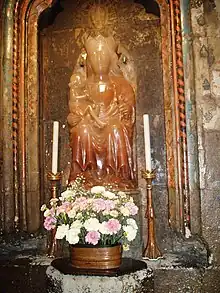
xmin=191 ymin=0 xmax=220 ymax=264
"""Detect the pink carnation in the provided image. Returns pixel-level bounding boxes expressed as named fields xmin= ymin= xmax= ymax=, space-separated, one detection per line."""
xmin=105 ymin=219 xmax=121 ymax=235
xmin=104 ymin=200 xmax=115 ymax=212
xmin=92 ymin=198 xmax=106 ymax=212
xmin=125 ymin=202 xmax=138 ymax=215
xmin=75 ymin=197 xmax=88 ymax=210
xmin=57 ymin=202 xmax=71 ymax=215
xmin=85 ymin=231 xmax=100 ymax=245
xmin=43 ymin=216 xmax=56 ymax=231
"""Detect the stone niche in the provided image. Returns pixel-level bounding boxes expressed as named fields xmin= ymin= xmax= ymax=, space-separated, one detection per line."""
xmin=38 ymin=0 xmax=168 ymax=254
xmin=0 ymin=0 xmax=207 ymax=263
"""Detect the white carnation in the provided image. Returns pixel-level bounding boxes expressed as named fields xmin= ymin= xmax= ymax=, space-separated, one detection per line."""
xmin=71 ymin=220 xmax=83 ymax=230
xmin=84 ymin=218 xmax=100 ymax=231
xmin=50 ymin=198 xmax=59 ymax=206
xmin=66 ymin=228 xmax=79 ymax=245
xmin=103 ymin=191 xmax=117 ymax=199
xmin=55 ymin=224 xmax=69 ymax=239
xmin=44 ymin=209 xmax=51 ymax=217
xmin=110 ymin=210 xmax=119 ymax=218
xmin=118 ymin=191 xmax=127 ymax=198
xmin=41 ymin=204 xmax=47 ymax=212
xmin=126 ymin=218 xmax=138 ymax=230
xmin=76 ymin=212 xmax=82 ymax=220
xmin=129 ymin=196 xmax=134 ymax=203
xmin=123 ymin=225 xmax=137 ymax=241
xmin=91 ymin=186 xmax=106 ymax=194
xmin=67 ymin=208 xmax=76 ymax=218
xmin=120 ymin=207 xmax=130 ymax=217
xmin=60 ymin=189 xmax=75 ymax=201
xmin=99 ymin=221 xmax=109 ymax=234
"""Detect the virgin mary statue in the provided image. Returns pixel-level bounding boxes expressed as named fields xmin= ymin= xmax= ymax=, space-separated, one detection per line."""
xmin=67 ymin=4 xmax=136 ymax=189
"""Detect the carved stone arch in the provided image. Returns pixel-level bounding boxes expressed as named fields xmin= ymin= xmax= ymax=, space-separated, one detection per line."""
xmin=1 ymin=0 xmax=55 ymax=232
xmin=155 ymin=0 xmax=193 ymax=233
xmin=156 ymin=0 xmax=201 ymax=235
xmin=155 ymin=0 xmax=179 ymax=229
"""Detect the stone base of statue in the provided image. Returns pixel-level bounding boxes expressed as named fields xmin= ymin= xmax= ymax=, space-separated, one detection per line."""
xmin=46 ymin=257 xmax=153 ymax=293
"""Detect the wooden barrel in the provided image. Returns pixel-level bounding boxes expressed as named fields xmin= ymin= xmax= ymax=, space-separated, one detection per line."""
xmin=70 ymin=244 xmax=122 ymax=270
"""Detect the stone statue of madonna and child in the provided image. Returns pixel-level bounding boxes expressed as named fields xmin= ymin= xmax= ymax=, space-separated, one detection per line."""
xmin=67 ymin=4 xmax=137 ymax=190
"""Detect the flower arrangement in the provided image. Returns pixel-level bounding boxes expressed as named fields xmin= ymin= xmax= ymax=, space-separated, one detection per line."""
xmin=41 ymin=177 xmax=139 ymax=250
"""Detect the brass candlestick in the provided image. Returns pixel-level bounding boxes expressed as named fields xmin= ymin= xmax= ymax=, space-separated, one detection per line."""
xmin=142 ymin=170 xmax=162 ymax=260
xmin=47 ymin=171 xmax=62 ymax=258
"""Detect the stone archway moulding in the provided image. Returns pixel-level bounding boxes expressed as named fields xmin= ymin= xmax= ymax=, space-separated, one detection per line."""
xmin=0 ymin=0 xmax=201 ymax=235
xmin=2 ymin=0 xmax=55 ymax=232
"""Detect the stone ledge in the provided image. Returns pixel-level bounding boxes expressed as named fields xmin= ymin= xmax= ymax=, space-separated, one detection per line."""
xmin=46 ymin=258 xmax=153 ymax=293
xmin=1 ymin=254 xmax=220 ymax=292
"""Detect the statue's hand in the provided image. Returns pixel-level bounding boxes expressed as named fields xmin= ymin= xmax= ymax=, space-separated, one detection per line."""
xmin=119 ymin=104 xmax=129 ymax=117
xmin=84 ymin=105 xmax=92 ymax=116
xmin=67 ymin=113 xmax=82 ymax=127
xmin=85 ymin=105 xmax=106 ymax=128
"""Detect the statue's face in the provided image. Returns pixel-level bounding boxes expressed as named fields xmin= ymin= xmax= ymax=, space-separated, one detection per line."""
xmin=88 ymin=51 xmax=111 ymax=75
xmin=86 ymin=37 xmax=111 ymax=75
xmin=89 ymin=5 xmax=108 ymax=30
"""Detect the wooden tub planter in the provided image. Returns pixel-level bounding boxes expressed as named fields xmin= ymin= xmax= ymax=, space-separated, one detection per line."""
xmin=70 ymin=244 xmax=122 ymax=270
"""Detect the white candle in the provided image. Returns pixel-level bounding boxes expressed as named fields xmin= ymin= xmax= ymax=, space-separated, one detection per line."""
xmin=52 ymin=121 xmax=59 ymax=174
xmin=143 ymin=114 xmax=151 ymax=171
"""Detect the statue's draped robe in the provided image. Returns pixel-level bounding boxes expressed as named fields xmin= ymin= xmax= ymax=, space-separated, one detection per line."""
xmin=67 ymin=32 xmax=136 ymax=189
xmin=68 ymin=75 xmax=136 ymax=188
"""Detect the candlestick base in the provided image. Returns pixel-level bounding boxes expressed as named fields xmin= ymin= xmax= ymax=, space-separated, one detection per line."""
xmin=47 ymin=171 xmax=62 ymax=257
xmin=142 ymin=242 xmax=163 ymax=260
xmin=141 ymin=169 xmax=162 ymax=260
xmin=47 ymin=228 xmax=62 ymax=258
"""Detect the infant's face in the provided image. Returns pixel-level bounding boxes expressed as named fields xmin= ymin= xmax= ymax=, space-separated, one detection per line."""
xmin=70 ymin=74 xmax=84 ymax=88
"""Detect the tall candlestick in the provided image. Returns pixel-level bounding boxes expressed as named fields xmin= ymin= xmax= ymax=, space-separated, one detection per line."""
xmin=143 ymin=114 xmax=151 ymax=171
xmin=52 ymin=121 xmax=59 ymax=174
xmin=142 ymin=170 xmax=162 ymax=259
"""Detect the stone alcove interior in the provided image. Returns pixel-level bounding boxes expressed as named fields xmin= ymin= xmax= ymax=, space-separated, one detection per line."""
xmin=37 ymin=0 xmax=170 ymax=252
xmin=0 ymin=0 xmax=205 ymax=259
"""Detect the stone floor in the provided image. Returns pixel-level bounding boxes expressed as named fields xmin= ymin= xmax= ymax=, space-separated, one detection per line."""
xmin=1 ymin=253 xmax=220 ymax=293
